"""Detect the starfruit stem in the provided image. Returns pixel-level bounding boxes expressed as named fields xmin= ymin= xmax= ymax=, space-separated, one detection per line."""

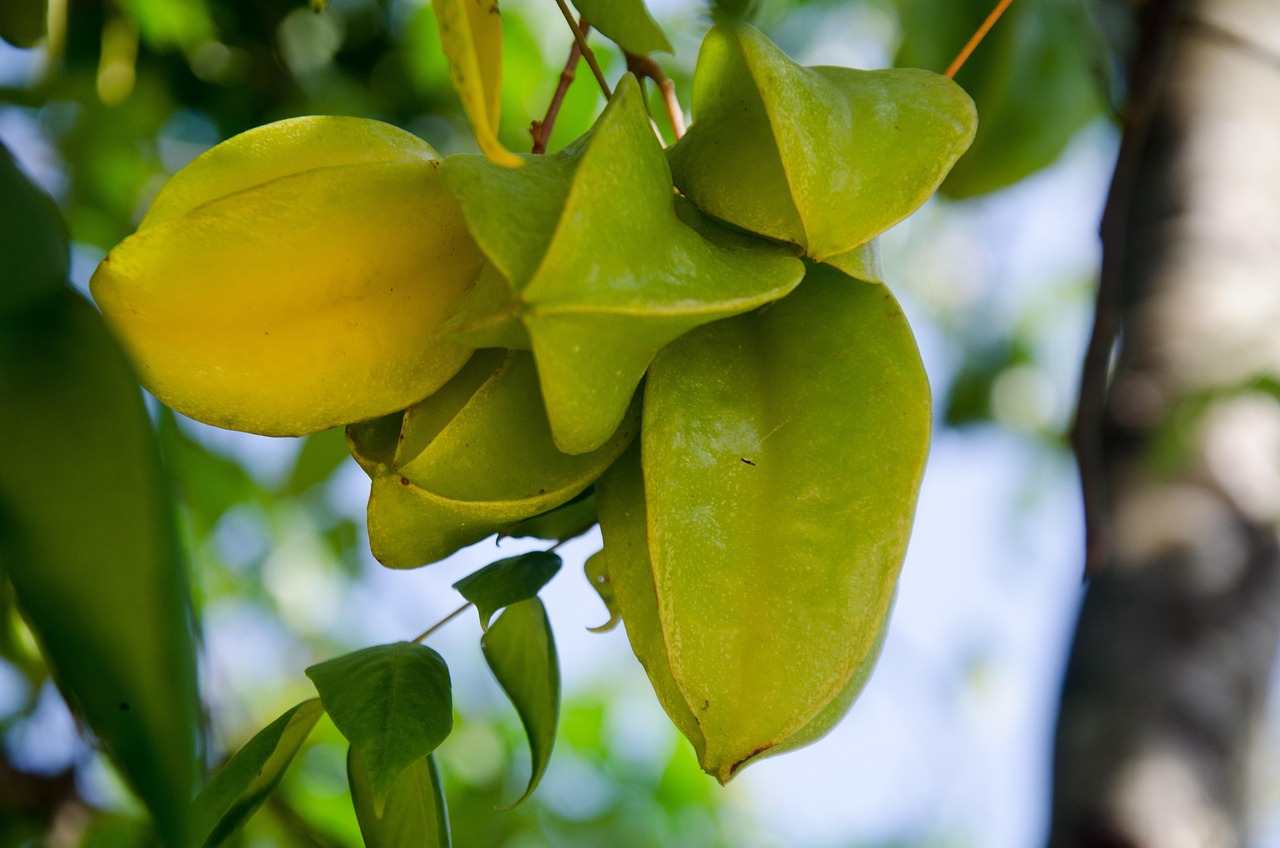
xmin=412 ymin=601 xmax=473 ymax=643
xmin=944 ymin=0 xmax=1016 ymax=78
xmin=625 ymin=52 xmax=686 ymax=140
xmin=532 ymin=20 xmax=590 ymax=154
xmin=553 ymin=0 xmax=612 ymax=98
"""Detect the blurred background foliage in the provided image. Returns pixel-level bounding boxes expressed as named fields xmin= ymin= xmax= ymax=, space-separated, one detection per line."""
xmin=0 ymin=0 xmax=1116 ymax=845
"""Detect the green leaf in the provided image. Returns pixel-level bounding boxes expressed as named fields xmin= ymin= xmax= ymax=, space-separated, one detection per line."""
xmin=668 ymin=22 xmax=976 ymax=259
xmin=348 ymin=749 xmax=451 ymax=848
xmin=353 ymin=350 xmax=636 ymax=568
xmin=0 ymin=0 xmax=46 ymax=47
xmin=570 ymin=0 xmax=671 ymax=54
xmin=306 ymin=643 xmax=453 ymax=816
xmin=453 ymin=551 xmax=562 ymax=630
xmin=823 ymin=239 xmax=884 ymax=284
xmin=432 ymin=0 xmax=521 ymax=167
xmin=896 ymin=0 xmax=1105 ymax=198
xmin=583 ymin=549 xmax=620 ymax=633
xmin=190 ymin=699 xmax=325 ymax=848
xmin=503 ymin=490 xmax=597 ymax=543
xmin=481 ymin=598 xmax=560 ymax=808
xmin=442 ymin=75 xmax=805 ymax=454
xmin=599 ymin=263 xmax=930 ymax=783
xmin=0 ymin=143 xmax=68 ymax=315
xmin=0 ymin=294 xmax=200 ymax=845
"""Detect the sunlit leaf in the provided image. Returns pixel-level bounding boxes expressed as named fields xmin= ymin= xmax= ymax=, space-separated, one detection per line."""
xmin=443 ymin=75 xmax=804 ymax=454
xmin=570 ymin=0 xmax=671 ymax=54
xmin=0 ymin=295 xmax=199 ymax=845
xmin=190 ymin=699 xmax=324 ymax=848
xmin=482 ymin=598 xmax=560 ymax=808
xmin=349 ymin=749 xmax=450 ymax=847
xmin=306 ymin=643 xmax=453 ymax=816
xmin=432 ymin=0 xmax=521 ymax=167
xmin=453 ymin=551 xmax=561 ymax=630
xmin=669 ymin=22 xmax=976 ymax=259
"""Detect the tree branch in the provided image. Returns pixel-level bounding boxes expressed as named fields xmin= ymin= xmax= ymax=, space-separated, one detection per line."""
xmin=532 ymin=22 xmax=590 ymax=154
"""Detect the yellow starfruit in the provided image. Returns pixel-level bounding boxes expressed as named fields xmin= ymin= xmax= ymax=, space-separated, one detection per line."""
xmin=90 ymin=116 xmax=484 ymax=437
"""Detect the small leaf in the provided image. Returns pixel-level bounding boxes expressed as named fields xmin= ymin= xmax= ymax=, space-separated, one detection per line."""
xmin=823 ymin=239 xmax=884 ymax=284
xmin=453 ymin=551 xmax=562 ymax=630
xmin=348 ymin=749 xmax=451 ymax=848
xmin=482 ymin=599 xmax=560 ymax=808
xmin=306 ymin=643 xmax=453 ymax=816
xmin=286 ymin=426 xmax=350 ymax=495
xmin=570 ymin=0 xmax=671 ymax=54
xmin=433 ymin=0 xmax=521 ymax=167
xmin=190 ymin=699 xmax=325 ymax=848
xmin=583 ymin=550 xmax=620 ymax=633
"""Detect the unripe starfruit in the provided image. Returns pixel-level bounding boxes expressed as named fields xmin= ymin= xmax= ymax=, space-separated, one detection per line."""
xmin=90 ymin=116 xmax=484 ymax=437
xmin=668 ymin=22 xmax=977 ymax=263
xmin=440 ymin=74 xmax=804 ymax=456
xmin=347 ymin=349 xmax=637 ymax=568
xmin=597 ymin=264 xmax=930 ymax=782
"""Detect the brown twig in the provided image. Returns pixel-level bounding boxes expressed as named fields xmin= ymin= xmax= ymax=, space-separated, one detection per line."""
xmin=945 ymin=0 xmax=1016 ymax=78
xmin=532 ymin=22 xmax=590 ymax=154
xmin=626 ymin=52 xmax=687 ymax=140
xmin=553 ymin=0 xmax=611 ymax=98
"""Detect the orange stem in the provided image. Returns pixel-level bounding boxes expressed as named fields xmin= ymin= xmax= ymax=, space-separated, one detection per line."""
xmin=945 ymin=0 xmax=1016 ymax=78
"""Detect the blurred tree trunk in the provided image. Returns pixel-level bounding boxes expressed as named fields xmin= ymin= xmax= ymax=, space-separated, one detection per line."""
xmin=1051 ymin=0 xmax=1280 ymax=845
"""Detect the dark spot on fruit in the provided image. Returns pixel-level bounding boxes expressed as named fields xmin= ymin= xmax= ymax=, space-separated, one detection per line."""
xmin=741 ymin=458 xmax=756 ymax=466
xmin=400 ymin=477 xmax=410 ymax=486
xmin=728 ymin=744 xmax=773 ymax=777
xmin=701 ymin=699 xmax=710 ymax=711
xmin=538 ymin=488 xmax=546 ymax=494
xmin=119 ymin=701 xmax=129 ymax=711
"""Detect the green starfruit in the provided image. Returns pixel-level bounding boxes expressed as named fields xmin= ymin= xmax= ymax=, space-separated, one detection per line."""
xmin=91 ymin=116 xmax=484 ymax=437
xmin=441 ymin=74 xmax=805 ymax=455
xmin=668 ymin=22 xmax=977 ymax=262
xmin=347 ymin=349 xmax=636 ymax=568
xmin=597 ymin=264 xmax=930 ymax=782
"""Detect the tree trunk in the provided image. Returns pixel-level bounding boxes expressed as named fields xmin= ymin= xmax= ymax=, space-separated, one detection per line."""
xmin=1051 ymin=0 xmax=1280 ymax=845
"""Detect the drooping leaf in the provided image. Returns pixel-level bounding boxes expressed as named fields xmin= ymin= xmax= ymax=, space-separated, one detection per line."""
xmin=0 ymin=295 xmax=200 ymax=845
xmin=481 ymin=598 xmax=560 ymax=808
xmin=432 ymin=0 xmax=521 ymax=167
xmin=90 ymin=117 xmax=482 ymax=437
xmin=0 ymin=0 xmax=46 ymax=47
xmin=442 ymin=75 xmax=805 ymax=454
xmin=668 ymin=22 xmax=976 ymax=260
xmin=897 ymin=0 xmax=1105 ymax=198
xmin=190 ymin=699 xmax=324 ymax=848
xmin=503 ymin=490 xmax=597 ymax=543
xmin=453 ymin=551 xmax=562 ymax=630
xmin=348 ymin=749 xmax=451 ymax=848
xmin=0 ymin=144 xmax=67 ymax=315
xmin=348 ymin=350 xmax=637 ymax=568
xmin=599 ymin=263 xmax=930 ymax=783
xmin=583 ymin=549 xmax=620 ymax=633
xmin=570 ymin=0 xmax=671 ymax=54
xmin=306 ymin=643 xmax=453 ymax=815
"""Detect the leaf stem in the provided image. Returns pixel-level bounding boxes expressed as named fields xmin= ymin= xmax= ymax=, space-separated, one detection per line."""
xmin=626 ymin=52 xmax=686 ymax=140
xmin=554 ymin=0 xmax=611 ymax=98
xmin=532 ymin=20 xmax=590 ymax=153
xmin=412 ymin=601 xmax=472 ymax=644
xmin=944 ymin=0 xmax=1016 ymax=79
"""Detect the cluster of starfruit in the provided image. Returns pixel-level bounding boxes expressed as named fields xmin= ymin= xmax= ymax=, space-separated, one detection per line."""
xmin=91 ymin=21 xmax=975 ymax=783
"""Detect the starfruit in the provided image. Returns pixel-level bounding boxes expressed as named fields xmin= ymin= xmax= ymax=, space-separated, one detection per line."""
xmin=667 ymin=22 xmax=977 ymax=263
xmin=440 ymin=74 xmax=804 ymax=455
xmin=90 ymin=116 xmax=484 ymax=437
xmin=347 ymin=349 xmax=636 ymax=568
xmin=597 ymin=264 xmax=929 ymax=782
